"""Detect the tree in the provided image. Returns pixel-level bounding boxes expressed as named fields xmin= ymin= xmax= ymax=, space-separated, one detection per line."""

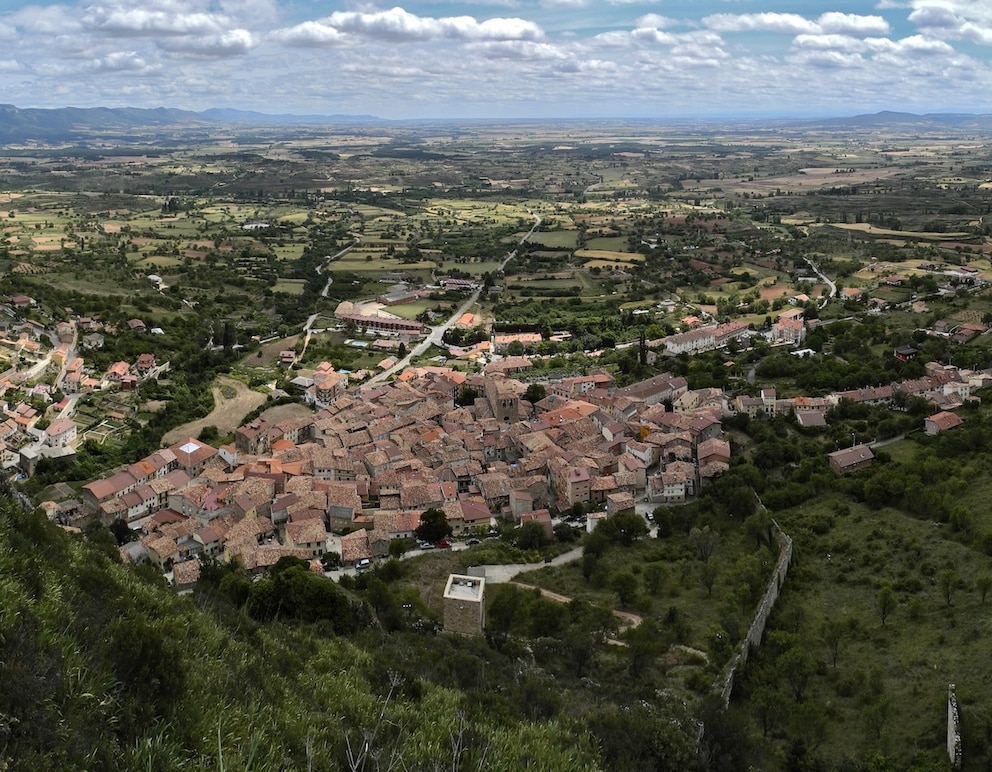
xmin=516 ymin=520 xmax=547 ymax=550
xmin=643 ymin=562 xmax=667 ymax=595
xmin=978 ymin=575 xmax=992 ymax=604
xmin=611 ymin=571 xmax=638 ymax=607
xmin=597 ymin=511 xmax=648 ymax=546
xmin=689 ymin=525 xmax=719 ymax=561
xmin=779 ymin=647 xmax=816 ymax=703
xmin=821 ymin=618 xmax=844 ymax=668
xmin=700 ymin=561 xmax=719 ymax=598
xmin=109 ymin=517 xmax=134 ymax=546
xmin=939 ymin=569 xmax=960 ymax=606
xmin=743 ymin=509 xmax=773 ymax=549
xmin=876 ymin=581 xmax=896 ymax=625
xmin=553 ymin=522 xmax=579 ymax=543
xmin=415 ymin=507 xmax=452 ymax=544
xmin=522 ymin=383 xmax=546 ymax=404
xmin=456 ymin=385 xmax=478 ymax=407
xmin=753 ymin=685 xmax=784 ymax=738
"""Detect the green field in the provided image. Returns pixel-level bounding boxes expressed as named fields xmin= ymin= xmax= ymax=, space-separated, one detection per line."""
xmin=529 ymin=231 xmax=580 ymax=249
xmin=273 ymin=279 xmax=307 ymax=295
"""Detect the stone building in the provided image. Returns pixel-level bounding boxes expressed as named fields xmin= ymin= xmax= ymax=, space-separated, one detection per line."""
xmin=443 ymin=574 xmax=486 ymax=635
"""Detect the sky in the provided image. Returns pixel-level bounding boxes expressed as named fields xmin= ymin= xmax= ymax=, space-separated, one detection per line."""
xmin=0 ymin=0 xmax=990 ymax=120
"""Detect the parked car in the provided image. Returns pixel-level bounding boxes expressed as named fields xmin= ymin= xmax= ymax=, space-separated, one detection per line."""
xmin=465 ymin=538 xmax=480 ymax=546
xmin=437 ymin=539 xmax=451 ymax=549
xmin=418 ymin=541 xmax=435 ymax=550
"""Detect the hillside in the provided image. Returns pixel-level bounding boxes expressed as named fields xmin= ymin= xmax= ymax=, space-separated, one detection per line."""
xmin=0 ymin=488 xmax=702 ymax=771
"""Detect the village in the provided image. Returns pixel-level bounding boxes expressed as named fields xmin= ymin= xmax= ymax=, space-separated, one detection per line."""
xmin=59 ymin=341 xmax=985 ymax=592
xmin=0 ymin=279 xmax=986 ymax=593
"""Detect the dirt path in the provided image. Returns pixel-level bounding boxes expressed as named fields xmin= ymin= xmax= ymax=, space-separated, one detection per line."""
xmin=509 ymin=581 xmax=643 ymax=635
xmin=161 ymin=376 xmax=267 ymax=445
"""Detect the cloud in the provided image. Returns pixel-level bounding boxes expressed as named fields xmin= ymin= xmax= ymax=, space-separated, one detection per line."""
xmin=468 ymin=39 xmax=567 ymax=61
xmin=635 ymin=14 xmax=676 ymax=30
xmin=908 ymin=1 xmax=992 ymax=45
xmin=10 ymin=4 xmax=84 ymax=35
xmin=704 ymin=13 xmax=819 ymax=35
xmin=271 ymin=21 xmax=346 ymax=47
xmin=280 ymin=6 xmax=545 ymax=45
xmin=89 ymin=51 xmax=153 ymax=73
xmin=703 ymin=11 xmax=889 ymax=37
xmin=817 ymin=13 xmax=890 ymax=36
xmin=157 ymin=29 xmax=257 ymax=56
xmin=83 ymin=6 xmax=228 ymax=38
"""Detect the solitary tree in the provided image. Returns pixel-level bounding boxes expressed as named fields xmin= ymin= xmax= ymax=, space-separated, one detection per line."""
xmin=414 ymin=508 xmax=452 ymax=544
xmin=522 ymin=383 xmax=546 ymax=404
xmin=821 ymin=618 xmax=845 ymax=668
xmin=876 ymin=582 xmax=896 ymax=625
xmin=689 ymin=525 xmax=719 ymax=562
xmin=939 ymin=569 xmax=960 ymax=606
xmin=779 ymin=647 xmax=816 ymax=703
xmin=978 ymin=575 xmax=992 ymax=604
xmin=611 ymin=571 xmax=638 ymax=607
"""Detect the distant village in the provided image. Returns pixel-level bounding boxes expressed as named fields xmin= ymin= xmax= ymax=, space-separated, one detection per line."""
xmin=3 ymin=288 xmax=987 ymax=591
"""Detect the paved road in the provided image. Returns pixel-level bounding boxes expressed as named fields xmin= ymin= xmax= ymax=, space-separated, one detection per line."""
xmin=364 ymin=213 xmax=542 ymax=387
xmin=804 ymin=256 xmax=836 ymax=308
xmin=469 ymin=544 xmax=583 ymax=583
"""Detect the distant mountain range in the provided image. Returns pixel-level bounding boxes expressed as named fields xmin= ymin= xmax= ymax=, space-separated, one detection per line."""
xmin=807 ymin=110 xmax=992 ymax=130
xmin=2 ymin=105 xmax=992 ymax=143
xmin=0 ymin=104 xmax=382 ymax=143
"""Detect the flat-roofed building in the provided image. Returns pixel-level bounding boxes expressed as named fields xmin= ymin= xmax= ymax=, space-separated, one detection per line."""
xmin=443 ymin=574 xmax=486 ymax=635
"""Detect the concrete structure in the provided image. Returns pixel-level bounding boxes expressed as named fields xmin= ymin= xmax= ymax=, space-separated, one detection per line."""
xmin=443 ymin=574 xmax=486 ymax=635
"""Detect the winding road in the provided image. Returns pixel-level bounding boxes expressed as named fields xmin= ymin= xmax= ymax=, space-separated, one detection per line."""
xmin=804 ymin=256 xmax=836 ymax=308
xmin=364 ymin=213 xmax=542 ymax=387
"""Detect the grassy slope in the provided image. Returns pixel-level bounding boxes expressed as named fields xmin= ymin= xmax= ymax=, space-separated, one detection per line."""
xmin=0 ymin=500 xmax=602 ymax=771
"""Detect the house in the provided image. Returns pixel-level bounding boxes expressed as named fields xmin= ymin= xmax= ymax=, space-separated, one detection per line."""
xmin=894 ymin=346 xmax=918 ymax=362
xmin=135 ymin=353 xmax=156 ymax=374
xmin=44 ymin=417 xmax=76 ymax=449
xmin=519 ymin=509 xmax=553 ymax=541
xmin=172 ymin=559 xmax=201 ymax=591
xmin=925 ymin=411 xmax=963 ymax=435
xmin=340 ymin=529 xmax=373 ymax=566
xmin=167 ymin=437 xmax=217 ymax=474
xmin=105 ymin=361 xmax=130 ymax=383
xmin=605 ymin=492 xmax=635 ymax=517
xmin=284 ymin=518 xmax=328 ymax=557
xmin=827 ymin=444 xmax=875 ymax=475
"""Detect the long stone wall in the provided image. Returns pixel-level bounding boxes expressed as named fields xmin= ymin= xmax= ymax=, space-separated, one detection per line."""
xmin=948 ymin=684 xmax=962 ymax=769
xmin=716 ymin=521 xmax=793 ymax=707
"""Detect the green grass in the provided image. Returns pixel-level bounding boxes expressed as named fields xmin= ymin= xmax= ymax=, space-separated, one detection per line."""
xmin=756 ymin=493 xmax=992 ymax=766
xmin=272 ymin=279 xmax=307 ymax=295
xmin=383 ymin=299 xmax=434 ymax=320
xmin=585 ymin=236 xmax=628 ymax=251
xmin=529 ymin=231 xmax=580 ymax=249
xmin=274 ymin=244 xmax=305 ymax=261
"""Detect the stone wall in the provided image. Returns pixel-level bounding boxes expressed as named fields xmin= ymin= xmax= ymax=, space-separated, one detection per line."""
xmin=947 ymin=683 xmax=962 ymax=769
xmin=716 ymin=521 xmax=794 ymax=707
